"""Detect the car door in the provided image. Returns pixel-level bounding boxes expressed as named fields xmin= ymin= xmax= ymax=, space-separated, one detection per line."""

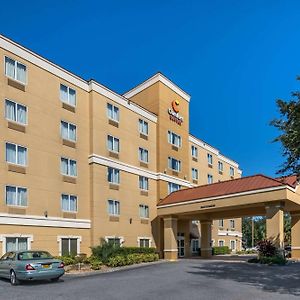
xmin=0 ymin=253 xmax=10 ymax=278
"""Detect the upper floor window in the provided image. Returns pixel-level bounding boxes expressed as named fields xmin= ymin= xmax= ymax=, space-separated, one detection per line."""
xmin=230 ymin=167 xmax=235 ymax=177
xmin=108 ymin=200 xmax=120 ymax=216
xmin=218 ymin=219 xmax=224 ymax=227
xmin=192 ymin=168 xmax=198 ymax=180
xmin=139 ymin=204 xmax=149 ymax=219
xmin=61 ymin=194 xmax=77 ymax=212
xmin=168 ymin=131 xmax=181 ymax=147
xmin=139 ymin=176 xmax=149 ymax=191
xmin=139 ymin=119 xmax=148 ymax=136
xmin=207 ymin=153 xmax=213 ymax=165
xmin=191 ymin=145 xmax=198 ymax=158
xmin=168 ymin=157 xmax=181 ymax=172
xmin=61 ymin=157 xmax=77 ymax=177
xmin=107 ymin=135 xmax=120 ymax=153
xmin=107 ymin=103 xmax=119 ymax=122
xmin=60 ymin=84 xmax=76 ymax=107
xmin=5 ymin=56 xmax=27 ymax=84
xmin=168 ymin=182 xmax=181 ymax=194
xmin=218 ymin=161 xmax=223 ymax=173
xmin=207 ymin=174 xmax=213 ymax=184
xmin=6 ymin=142 xmax=27 ymax=166
xmin=107 ymin=167 xmax=120 ymax=184
xmin=61 ymin=121 xmax=76 ymax=141
xmin=230 ymin=219 xmax=235 ymax=229
xmin=5 ymin=185 xmax=27 ymax=207
xmin=5 ymin=99 xmax=27 ymax=125
xmin=139 ymin=147 xmax=149 ymax=163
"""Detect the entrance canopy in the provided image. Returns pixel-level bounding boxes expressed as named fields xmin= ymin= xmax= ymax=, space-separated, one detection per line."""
xmin=158 ymin=174 xmax=300 ymax=220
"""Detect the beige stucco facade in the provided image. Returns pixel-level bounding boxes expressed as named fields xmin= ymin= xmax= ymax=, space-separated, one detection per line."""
xmin=0 ymin=35 xmax=242 ymax=258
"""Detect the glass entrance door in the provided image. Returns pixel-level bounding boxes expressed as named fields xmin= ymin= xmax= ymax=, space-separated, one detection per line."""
xmin=177 ymin=233 xmax=185 ymax=257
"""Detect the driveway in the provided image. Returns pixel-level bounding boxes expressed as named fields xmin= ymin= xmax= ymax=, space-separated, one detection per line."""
xmin=0 ymin=258 xmax=300 ymax=299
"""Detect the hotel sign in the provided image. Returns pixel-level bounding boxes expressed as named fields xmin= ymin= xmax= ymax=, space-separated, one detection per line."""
xmin=168 ymin=100 xmax=184 ymax=125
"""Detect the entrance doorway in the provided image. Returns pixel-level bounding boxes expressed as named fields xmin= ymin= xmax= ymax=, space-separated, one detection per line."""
xmin=177 ymin=233 xmax=185 ymax=257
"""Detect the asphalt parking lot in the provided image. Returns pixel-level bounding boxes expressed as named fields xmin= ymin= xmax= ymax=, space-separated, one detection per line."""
xmin=1 ymin=258 xmax=300 ymax=300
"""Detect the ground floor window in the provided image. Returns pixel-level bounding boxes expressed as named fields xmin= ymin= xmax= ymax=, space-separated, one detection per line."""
xmin=6 ymin=237 xmax=28 ymax=252
xmin=191 ymin=239 xmax=199 ymax=253
xmin=107 ymin=237 xmax=121 ymax=247
xmin=230 ymin=240 xmax=236 ymax=250
xmin=61 ymin=238 xmax=78 ymax=256
xmin=218 ymin=240 xmax=225 ymax=247
xmin=139 ymin=238 xmax=150 ymax=248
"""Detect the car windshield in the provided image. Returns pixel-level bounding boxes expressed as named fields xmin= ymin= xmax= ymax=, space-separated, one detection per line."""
xmin=18 ymin=251 xmax=53 ymax=261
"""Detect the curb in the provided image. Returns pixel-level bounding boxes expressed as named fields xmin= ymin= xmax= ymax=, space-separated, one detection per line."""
xmin=64 ymin=260 xmax=169 ymax=279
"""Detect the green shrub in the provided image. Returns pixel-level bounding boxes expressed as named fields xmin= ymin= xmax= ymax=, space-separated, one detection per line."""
xmin=107 ymin=255 xmax=127 ymax=267
xmin=106 ymin=253 xmax=159 ymax=267
xmin=55 ymin=256 xmax=76 ymax=266
xmin=213 ymin=246 xmax=230 ymax=255
xmin=248 ymin=255 xmax=287 ymax=265
xmin=90 ymin=260 xmax=102 ymax=270
xmin=248 ymin=257 xmax=259 ymax=263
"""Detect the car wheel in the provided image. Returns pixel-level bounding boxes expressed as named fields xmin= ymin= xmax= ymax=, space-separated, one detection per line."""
xmin=10 ymin=270 xmax=20 ymax=286
xmin=51 ymin=277 xmax=60 ymax=282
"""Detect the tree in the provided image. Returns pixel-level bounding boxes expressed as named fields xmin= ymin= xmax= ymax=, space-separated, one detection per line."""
xmin=270 ymin=83 xmax=300 ymax=176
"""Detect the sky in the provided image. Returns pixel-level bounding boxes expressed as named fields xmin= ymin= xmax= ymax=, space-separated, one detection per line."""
xmin=1 ymin=0 xmax=300 ymax=177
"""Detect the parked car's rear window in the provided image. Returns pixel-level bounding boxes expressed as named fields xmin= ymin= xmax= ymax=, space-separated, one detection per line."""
xmin=18 ymin=251 xmax=53 ymax=260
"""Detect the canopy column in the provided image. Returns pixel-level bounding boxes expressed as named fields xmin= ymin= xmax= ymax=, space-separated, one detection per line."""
xmin=200 ymin=220 xmax=212 ymax=258
xmin=291 ymin=211 xmax=300 ymax=259
xmin=163 ymin=216 xmax=178 ymax=261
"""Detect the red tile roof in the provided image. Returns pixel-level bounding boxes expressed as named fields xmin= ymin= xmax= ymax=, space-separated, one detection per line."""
xmin=276 ymin=175 xmax=298 ymax=188
xmin=158 ymin=174 xmax=296 ymax=207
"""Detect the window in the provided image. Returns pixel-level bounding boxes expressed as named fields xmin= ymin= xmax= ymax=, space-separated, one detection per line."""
xmin=61 ymin=238 xmax=78 ymax=256
xmin=139 ymin=239 xmax=150 ymax=248
xmin=218 ymin=161 xmax=223 ymax=173
xmin=6 ymin=142 xmax=27 ymax=166
xmin=218 ymin=219 xmax=224 ymax=228
xmin=107 ymin=238 xmax=121 ymax=247
xmin=207 ymin=174 xmax=213 ymax=184
xmin=60 ymin=84 xmax=76 ymax=107
xmin=61 ymin=194 xmax=77 ymax=212
xmin=139 ymin=176 xmax=149 ymax=191
xmin=5 ymin=56 xmax=27 ymax=84
xmin=139 ymin=204 xmax=149 ymax=219
xmin=168 ymin=182 xmax=181 ymax=194
xmin=191 ymin=239 xmax=199 ymax=253
xmin=5 ymin=186 xmax=27 ymax=207
xmin=207 ymin=153 xmax=213 ymax=165
xmin=168 ymin=131 xmax=181 ymax=147
xmin=61 ymin=157 xmax=77 ymax=177
xmin=230 ymin=219 xmax=235 ymax=229
xmin=6 ymin=237 xmax=28 ymax=252
xmin=107 ymin=135 xmax=120 ymax=153
xmin=139 ymin=147 xmax=149 ymax=163
xmin=191 ymin=145 xmax=198 ymax=158
xmin=107 ymin=103 xmax=119 ymax=122
xmin=230 ymin=240 xmax=236 ymax=250
xmin=218 ymin=240 xmax=225 ymax=247
xmin=107 ymin=167 xmax=120 ymax=184
xmin=61 ymin=121 xmax=76 ymax=141
xmin=108 ymin=200 xmax=120 ymax=216
xmin=230 ymin=167 xmax=235 ymax=177
xmin=192 ymin=168 xmax=198 ymax=180
xmin=168 ymin=157 xmax=181 ymax=172
xmin=139 ymin=119 xmax=148 ymax=135
xmin=5 ymin=99 xmax=27 ymax=125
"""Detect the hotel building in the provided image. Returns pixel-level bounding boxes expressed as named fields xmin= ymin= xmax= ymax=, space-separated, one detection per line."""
xmin=0 ymin=35 xmax=242 ymax=257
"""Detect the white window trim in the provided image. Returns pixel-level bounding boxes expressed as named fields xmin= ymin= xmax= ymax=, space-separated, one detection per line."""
xmin=4 ymin=56 xmax=28 ymax=85
xmin=4 ymin=99 xmax=28 ymax=126
xmin=60 ymin=83 xmax=76 ymax=107
xmin=107 ymin=135 xmax=120 ymax=153
xmin=108 ymin=199 xmax=120 ymax=216
xmin=61 ymin=194 xmax=78 ymax=213
xmin=191 ymin=145 xmax=198 ymax=158
xmin=0 ymin=234 xmax=33 ymax=255
xmin=139 ymin=119 xmax=148 ymax=136
xmin=168 ymin=157 xmax=181 ymax=172
xmin=230 ymin=239 xmax=237 ymax=251
xmin=61 ymin=120 xmax=77 ymax=142
xmin=218 ymin=239 xmax=225 ymax=247
xmin=137 ymin=237 xmax=152 ymax=247
xmin=105 ymin=236 xmax=124 ymax=246
xmin=168 ymin=131 xmax=182 ymax=148
xmin=107 ymin=167 xmax=120 ymax=184
xmin=207 ymin=153 xmax=213 ymax=166
xmin=107 ymin=103 xmax=119 ymax=123
xmin=207 ymin=174 xmax=213 ymax=184
xmin=192 ymin=168 xmax=198 ymax=180
xmin=4 ymin=185 xmax=28 ymax=208
xmin=218 ymin=161 xmax=223 ymax=172
xmin=139 ymin=204 xmax=149 ymax=219
xmin=139 ymin=147 xmax=149 ymax=163
xmin=61 ymin=157 xmax=77 ymax=177
xmin=139 ymin=176 xmax=149 ymax=191
xmin=5 ymin=141 xmax=28 ymax=167
xmin=57 ymin=235 xmax=81 ymax=256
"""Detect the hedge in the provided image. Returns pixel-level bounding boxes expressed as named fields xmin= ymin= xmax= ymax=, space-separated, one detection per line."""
xmin=106 ymin=253 xmax=159 ymax=267
xmin=212 ymin=246 xmax=231 ymax=255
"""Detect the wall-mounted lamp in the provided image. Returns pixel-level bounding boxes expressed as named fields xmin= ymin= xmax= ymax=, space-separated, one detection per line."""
xmin=44 ymin=211 xmax=48 ymax=218
xmin=129 ymin=218 xmax=132 ymax=224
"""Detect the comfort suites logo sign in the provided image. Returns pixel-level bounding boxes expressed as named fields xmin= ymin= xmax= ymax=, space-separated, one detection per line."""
xmin=168 ymin=100 xmax=184 ymax=125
